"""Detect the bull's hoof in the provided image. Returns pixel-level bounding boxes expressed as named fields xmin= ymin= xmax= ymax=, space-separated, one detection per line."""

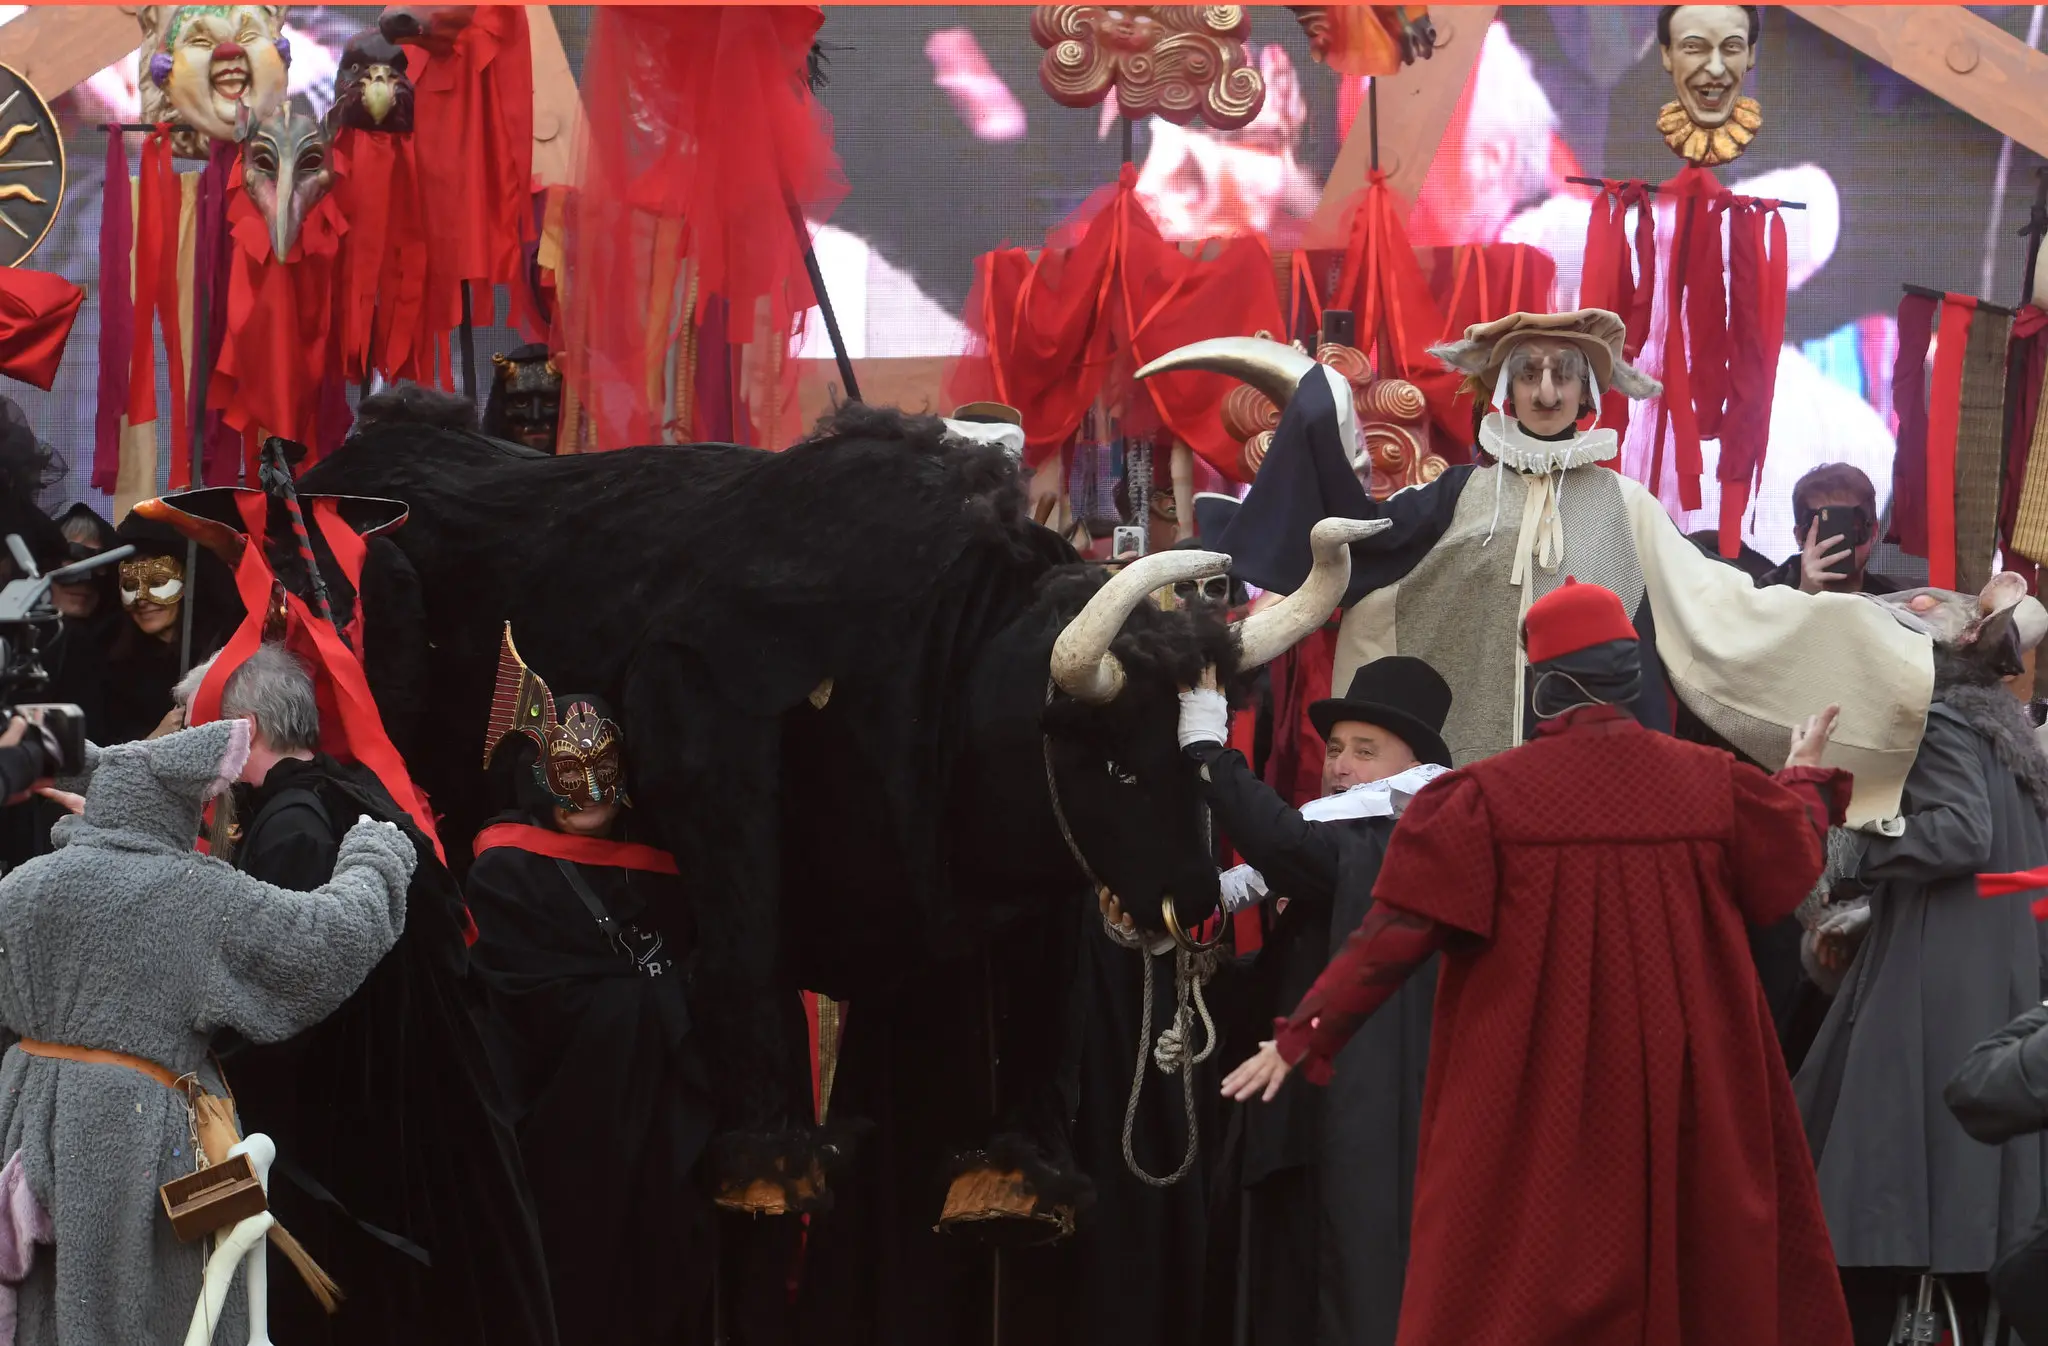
xmin=715 ymin=1164 xmax=825 ymax=1217
xmin=935 ymin=1162 xmax=1076 ymax=1247
xmin=707 ymin=1129 xmax=846 ymax=1217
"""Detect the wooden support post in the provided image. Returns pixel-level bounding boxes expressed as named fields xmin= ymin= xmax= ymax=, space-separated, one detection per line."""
xmin=1306 ymin=6 xmax=1497 ymax=246
xmin=1791 ymin=7 xmax=2048 ymax=159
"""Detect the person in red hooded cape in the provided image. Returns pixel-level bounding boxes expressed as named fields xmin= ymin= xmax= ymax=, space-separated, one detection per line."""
xmin=1222 ymin=579 xmax=1855 ymax=1346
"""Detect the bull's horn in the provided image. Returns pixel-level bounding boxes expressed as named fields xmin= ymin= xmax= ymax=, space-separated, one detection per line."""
xmin=1134 ymin=337 xmax=1319 ymax=412
xmin=1052 ymin=550 xmax=1233 ymax=704
xmin=1232 ymin=517 xmax=1390 ymax=669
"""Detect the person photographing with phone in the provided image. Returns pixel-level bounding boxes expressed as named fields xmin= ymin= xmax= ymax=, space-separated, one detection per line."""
xmin=1761 ymin=464 xmax=1901 ymax=595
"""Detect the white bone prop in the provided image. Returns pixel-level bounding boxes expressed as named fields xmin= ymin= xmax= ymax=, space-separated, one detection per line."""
xmin=181 ymin=1134 xmax=278 ymax=1346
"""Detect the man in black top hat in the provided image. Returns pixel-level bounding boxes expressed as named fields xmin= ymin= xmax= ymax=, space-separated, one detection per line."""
xmin=1174 ymin=654 xmax=1452 ymax=1346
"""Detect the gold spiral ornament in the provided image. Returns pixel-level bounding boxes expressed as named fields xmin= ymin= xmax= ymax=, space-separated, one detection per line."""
xmin=1032 ymin=5 xmax=1264 ymax=129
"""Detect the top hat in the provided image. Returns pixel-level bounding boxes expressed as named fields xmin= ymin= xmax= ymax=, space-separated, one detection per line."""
xmin=1308 ymin=655 xmax=1454 ymax=768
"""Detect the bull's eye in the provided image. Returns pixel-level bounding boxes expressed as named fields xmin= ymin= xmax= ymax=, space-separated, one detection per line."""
xmin=1105 ymin=760 xmax=1138 ymax=787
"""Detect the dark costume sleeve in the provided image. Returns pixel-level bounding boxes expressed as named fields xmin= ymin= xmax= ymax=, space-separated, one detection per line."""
xmin=1860 ymin=709 xmax=1994 ymax=884
xmin=238 ymin=795 xmax=342 ymax=892
xmin=1943 ymin=1003 xmax=2048 ymax=1145
xmin=1184 ymin=741 xmax=1341 ymax=902
xmin=1725 ymin=763 xmax=1852 ymax=927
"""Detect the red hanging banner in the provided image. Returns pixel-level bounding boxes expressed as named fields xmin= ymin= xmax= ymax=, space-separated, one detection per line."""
xmin=1923 ymin=293 xmax=1978 ymax=590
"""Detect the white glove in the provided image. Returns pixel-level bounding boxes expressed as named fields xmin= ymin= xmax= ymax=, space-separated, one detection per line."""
xmin=1177 ymin=687 xmax=1230 ymax=749
xmin=1218 ymin=864 xmax=1270 ymax=914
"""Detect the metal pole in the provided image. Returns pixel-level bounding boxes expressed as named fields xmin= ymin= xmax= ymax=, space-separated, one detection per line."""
xmin=178 ymin=147 xmax=213 ymax=677
xmin=1369 ymin=77 xmax=1380 ymax=173
xmin=458 ymin=281 xmax=477 ymax=404
xmin=788 ymin=195 xmax=862 ymax=405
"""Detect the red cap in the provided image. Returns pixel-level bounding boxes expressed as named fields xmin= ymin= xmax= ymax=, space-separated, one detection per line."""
xmin=1522 ymin=578 xmax=1638 ymax=663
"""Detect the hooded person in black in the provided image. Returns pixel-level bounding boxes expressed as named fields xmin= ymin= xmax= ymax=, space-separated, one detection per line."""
xmin=464 ymin=623 xmax=715 ymax=1345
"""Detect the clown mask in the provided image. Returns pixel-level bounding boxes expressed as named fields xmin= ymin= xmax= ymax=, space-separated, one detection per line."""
xmin=143 ymin=5 xmax=292 ymax=146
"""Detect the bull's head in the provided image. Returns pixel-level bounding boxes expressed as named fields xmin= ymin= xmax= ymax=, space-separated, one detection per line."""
xmin=1043 ymin=516 xmax=1387 ymax=933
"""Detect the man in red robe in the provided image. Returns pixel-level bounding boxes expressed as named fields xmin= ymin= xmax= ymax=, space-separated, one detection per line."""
xmin=1222 ymin=577 xmax=1855 ymax=1346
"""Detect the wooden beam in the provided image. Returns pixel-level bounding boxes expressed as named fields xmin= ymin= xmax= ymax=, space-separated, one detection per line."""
xmin=527 ymin=6 xmax=581 ymax=189
xmin=1792 ymin=6 xmax=2048 ymax=159
xmin=0 ymin=7 xmax=141 ymax=101
xmin=1305 ymin=5 xmax=1496 ymax=246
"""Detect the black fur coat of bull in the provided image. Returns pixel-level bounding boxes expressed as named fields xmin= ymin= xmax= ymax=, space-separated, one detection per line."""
xmin=299 ymin=407 xmax=1239 ymax=1214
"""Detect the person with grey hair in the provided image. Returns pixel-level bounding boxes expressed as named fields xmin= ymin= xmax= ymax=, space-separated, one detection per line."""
xmin=195 ymin=642 xmax=558 ymax=1346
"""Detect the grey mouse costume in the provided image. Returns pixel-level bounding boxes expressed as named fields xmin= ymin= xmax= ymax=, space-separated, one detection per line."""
xmin=0 ymin=719 xmax=416 ymax=1345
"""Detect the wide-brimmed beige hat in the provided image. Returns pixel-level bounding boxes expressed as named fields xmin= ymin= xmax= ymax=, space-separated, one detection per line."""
xmin=1428 ymin=309 xmax=1661 ymax=402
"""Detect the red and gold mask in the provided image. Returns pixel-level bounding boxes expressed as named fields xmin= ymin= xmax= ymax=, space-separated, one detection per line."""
xmin=484 ymin=624 xmax=629 ymax=811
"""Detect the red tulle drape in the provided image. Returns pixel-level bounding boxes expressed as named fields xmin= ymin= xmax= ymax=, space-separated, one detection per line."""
xmin=950 ymin=165 xmax=1284 ymax=479
xmin=332 ymin=130 xmax=430 ymax=386
xmin=551 ymin=5 xmax=845 ymax=449
xmin=399 ymin=4 xmax=537 ymax=362
xmin=1327 ymin=172 xmax=1463 ymax=442
xmin=208 ymin=162 xmax=346 ymax=461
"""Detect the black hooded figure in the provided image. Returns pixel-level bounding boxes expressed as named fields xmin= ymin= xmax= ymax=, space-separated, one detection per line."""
xmin=462 ymin=661 xmax=717 ymax=1346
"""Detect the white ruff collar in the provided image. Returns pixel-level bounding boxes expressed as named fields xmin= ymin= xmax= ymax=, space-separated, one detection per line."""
xmin=1298 ymin=763 xmax=1452 ymax=822
xmin=1479 ymin=413 xmax=1618 ymax=475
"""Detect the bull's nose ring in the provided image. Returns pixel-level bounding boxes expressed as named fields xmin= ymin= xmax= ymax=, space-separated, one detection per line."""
xmin=1161 ymin=895 xmax=1222 ymax=954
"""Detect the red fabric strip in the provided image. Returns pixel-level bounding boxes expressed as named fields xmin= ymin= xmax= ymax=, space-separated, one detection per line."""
xmin=1924 ymin=294 xmax=1976 ymax=589
xmin=1891 ymin=293 xmax=1938 ymax=554
xmin=93 ymin=132 xmax=133 ymax=494
xmin=1652 ymin=167 xmax=1720 ymax=510
xmin=1714 ymin=200 xmax=1789 ymax=555
xmin=1975 ymin=866 xmax=2048 ymax=919
xmin=127 ymin=130 xmax=164 ymax=431
xmin=149 ymin=133 xmax=190 ymax=489
xmin=310 ymin=498 xmax=370 ymax=653
xmin=472 ymin=821 xmax=680 ymax=875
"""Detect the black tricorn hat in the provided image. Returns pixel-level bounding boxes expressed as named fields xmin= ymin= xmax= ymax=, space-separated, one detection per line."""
xmin=1308 ymin=655 xmax=1454 ymax=768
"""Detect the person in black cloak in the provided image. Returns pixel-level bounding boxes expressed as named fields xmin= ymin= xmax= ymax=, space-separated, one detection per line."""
xmin=1175 ymin=655 xmax=1452 ymax=1346
xmin=145 ymin=469 xmax=558 ymax=1346
xmin=465 ymin=623 xmax=715 ymax=1346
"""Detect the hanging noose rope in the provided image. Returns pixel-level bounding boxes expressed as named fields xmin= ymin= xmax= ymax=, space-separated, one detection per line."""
xmin=1100 ymin=911 xmax=1219 ymax=1187
xmin=1040 ymin=681 xmax=1224 ymax=1187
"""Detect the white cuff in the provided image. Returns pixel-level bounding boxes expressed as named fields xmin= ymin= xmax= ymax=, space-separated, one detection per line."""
xmin=1219 ymin=863 xmax=1270 ymax=914
xmin=1177 ymin=687 xmax=1230 ymax=749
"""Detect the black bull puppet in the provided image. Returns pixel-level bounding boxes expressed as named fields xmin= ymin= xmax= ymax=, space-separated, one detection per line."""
xmin=289 ymin=405 xmax=1377 ymax=1217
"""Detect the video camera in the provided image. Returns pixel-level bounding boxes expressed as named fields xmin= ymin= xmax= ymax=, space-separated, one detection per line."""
xmin=0 ymin=534 xmax=133 ymax=780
